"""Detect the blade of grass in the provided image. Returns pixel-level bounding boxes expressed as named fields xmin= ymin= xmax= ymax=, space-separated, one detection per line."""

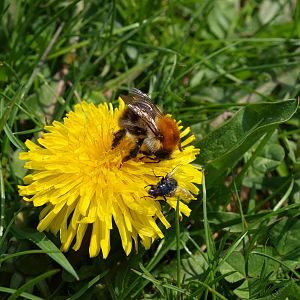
xmin=202 ymin=173 xmax=214 ymax=261
xmin=3 ymin=124 xmax=26 ymax=150
xmin=233 ymin=181 xmax=248 ymax=232
xmin=131 ymin=268 xmax=188 ymax=295
xmin=189 ymin=281 xmax=228 ymax=300
xmin=273 ymin=178 xmax=294 ymax=211
xmin=7 ymin=269 xmax=59 ymax=300
xmin=218 ymin=231 xmax=248 ymax=269
xmin=202 ymin=173 xmax=217 ymax=300
xmin=11 ymin=226 xmax=79 ymax=280
xmin=251 ymin=251 xmax=300 ymax=281
xmin=0 ymin=249 xmax=60 ymax=264
xmin=0 ymin=287 xmax=43 ymax=300
xmin=67 ymin=271 xmax=108 ymax=300
xmin=176 ymin=196 xmax=181 ymax=291
xmin=0 ymin=164 xmax=4 ymax=237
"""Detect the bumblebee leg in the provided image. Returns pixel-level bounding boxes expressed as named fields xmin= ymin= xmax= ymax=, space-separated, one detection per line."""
xmin=122 ymin=138 xmax=144 ymax=162
xmin=178 ymin=142 xmax=183 ymax=152
xmin=142 ymin=157 xmax=161 ymax=163
xmin=112 ymin=129 xmax=126 ymax=149
xmin=140 ymin=150 xmax=151 ymax=156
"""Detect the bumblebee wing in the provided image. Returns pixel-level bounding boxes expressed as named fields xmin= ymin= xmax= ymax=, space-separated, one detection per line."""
xmin=130 ymin=88 xmax=163 ymax=116
xmin=122 ymin=89 xmax=163 ymax=135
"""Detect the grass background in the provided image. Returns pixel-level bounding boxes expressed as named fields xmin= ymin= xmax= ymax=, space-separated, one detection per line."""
xmin=1 ymin=0 xmax=300 ymax=299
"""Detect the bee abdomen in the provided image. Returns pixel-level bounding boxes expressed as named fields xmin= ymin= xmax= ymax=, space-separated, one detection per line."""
xmin=119 ymin=109 xmax=148 ymax=136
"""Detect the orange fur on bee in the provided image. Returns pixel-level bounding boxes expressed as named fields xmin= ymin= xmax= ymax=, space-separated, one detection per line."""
xmin=157 ymin=116 xmax=180 ymax=151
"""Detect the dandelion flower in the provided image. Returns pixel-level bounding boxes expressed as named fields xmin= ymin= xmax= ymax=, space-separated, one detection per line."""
xmin=18 ymin=99 xmax=202 ymax=258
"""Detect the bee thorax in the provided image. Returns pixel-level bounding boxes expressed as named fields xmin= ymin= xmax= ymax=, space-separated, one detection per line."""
xmin=148 ymin=177 xmax=177 ymax=198
xmin=143 ymin=137 xmax=161 ymax=153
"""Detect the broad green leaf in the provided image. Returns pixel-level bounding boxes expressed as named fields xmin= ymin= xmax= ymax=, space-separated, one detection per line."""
xmin=169 ymin=230 xmax=190 ymax=251
xmin=270 ymin=218 xmax=300 ymax=265
xmin=234 ymin=280 xmax=249 ymax=299
xmin=11 ymin=149 xmax=27 ymax=179
xmin=207 ymin=1 xmax=238 ymax=39
xmin=236 ymin=278 xmax=272 ymax=299
xmin=219 ymin=251 xmax=246 ymax=283
xmin=11 ymin=226 xmax=79 ymax=280
xmin=248 ymin=247 xmax=280 ymax=280
xmin=272 ymin=281 xmax=300 ymax=300
xmin=180 ymin=252 xmax=208 ymax=279
xmin=155 ymin=251 xmax=208 ymax=281
xmin=242 ymin=175 xmax=290 ymax=190
xmin=259 ymin=0 xmax=281 ymax=24
xmin=253 ymin=143 xmax=285 ymax=173
xmin=234 ymin=279 xmax=300 ymax=300
xmin=198 ymin=99 xmax=298 ymax=187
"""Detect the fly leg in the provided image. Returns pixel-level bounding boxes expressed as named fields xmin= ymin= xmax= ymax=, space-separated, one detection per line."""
xmin=144 ymin=184 xmax=154 ymax=188
xmin=142 ymin=195 xmax=155 ymax=200
xmin=151 ymin=170 xmax=164 ymax=179
xmin=112 ymin=129 xmax=126 ymax=149
xmin=122 ymin=138 xmax=144 ymax=162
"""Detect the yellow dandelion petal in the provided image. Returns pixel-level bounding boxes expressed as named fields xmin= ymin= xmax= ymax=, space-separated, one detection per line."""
xmin=39 ymin=204 xmax=52 ymax=218
xmin=73 ymin=223 xmax=88 ymax=251
xmin=100 ymin=220 xmax=111 ymax=258
xmin=24 ymin=140 xmax=41 ymax=151
xmin=62 ymin=226 xmax=77 ymax=252
xmin=180 ymin=127 xmax=190 ymax=138
xmin=19 ymin=99 xmax=202 ymax=258
xmin=167 ymin=199 xmax=191 ymax=217
xmin=37 ymin=210 xmax=57 ymax=232
xmin=181 ymin=135 xmax=196 ymax=147
xmin=60 ymin=201 xmax=77 ymax=244
xmin=156 ymin=210 xmax=171 ymax=229
xmin=89 ymin=218 xmax=101 ymax=257
xmin=51 ymin=205 xmax=68 ymax=235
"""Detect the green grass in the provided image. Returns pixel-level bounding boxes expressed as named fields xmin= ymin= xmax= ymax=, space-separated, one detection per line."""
xmin=1 ymin=0 xmax=300 ymax=299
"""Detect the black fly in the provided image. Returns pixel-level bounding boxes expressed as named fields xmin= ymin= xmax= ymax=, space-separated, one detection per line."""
xmin=146 ymin=165 xmax=192 ymax=201
xmin=147 ymin=175 xmax=178 ymax=201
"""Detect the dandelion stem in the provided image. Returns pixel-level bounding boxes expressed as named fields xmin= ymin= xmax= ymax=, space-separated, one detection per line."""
xmin=0 ymin=164 xmax=5 ymax=237
xmin=175 ymin=196 xmax=181 ymax=293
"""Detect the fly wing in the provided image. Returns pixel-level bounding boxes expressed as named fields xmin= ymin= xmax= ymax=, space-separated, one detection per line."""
xmin=122 ymin=88 xmax=163 ymax=135
xmin=176 ymin=186 xmax=195 ymax=201
xmin=167 ymin=164 xmax=184 ymax=178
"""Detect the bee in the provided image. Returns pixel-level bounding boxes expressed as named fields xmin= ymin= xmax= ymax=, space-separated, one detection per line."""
xmin=146 ymin=166 xmax=193 ymax=201
xmin=112 ymin=88 xmax=182 ymax=162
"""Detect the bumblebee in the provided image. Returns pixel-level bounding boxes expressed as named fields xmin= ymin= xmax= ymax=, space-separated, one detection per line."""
xmin=112 ymin=88 xmax=182 ymax=162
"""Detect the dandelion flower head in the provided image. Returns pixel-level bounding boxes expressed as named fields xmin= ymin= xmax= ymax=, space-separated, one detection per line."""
xmin=18 ymin=98 xmax=202 ymax=258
